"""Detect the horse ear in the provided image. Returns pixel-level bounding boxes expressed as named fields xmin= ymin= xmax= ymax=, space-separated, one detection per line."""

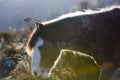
xmin=35 ymin=21 xmax=44 ymax=30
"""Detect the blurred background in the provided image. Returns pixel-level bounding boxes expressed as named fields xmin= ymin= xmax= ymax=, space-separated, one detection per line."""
xmin=0 ymin=0 xmax=120 ymax=32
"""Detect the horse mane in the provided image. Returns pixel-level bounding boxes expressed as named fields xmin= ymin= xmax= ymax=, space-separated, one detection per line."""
xmin=42 ymin=5 xmax=120 ymax=25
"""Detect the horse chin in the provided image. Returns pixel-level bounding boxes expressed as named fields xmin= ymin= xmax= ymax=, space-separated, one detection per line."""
xmin=31 ymin=65 xmax=41 ymax=76
xmin=31 ymin=66 xmax=48 ymax=77
xmin=40 ymin=69 xmax=49 ymax=78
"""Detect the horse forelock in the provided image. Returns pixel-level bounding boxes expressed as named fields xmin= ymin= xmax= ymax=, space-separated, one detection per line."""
xmin=26 ymin=27 xmax=41 ymax=56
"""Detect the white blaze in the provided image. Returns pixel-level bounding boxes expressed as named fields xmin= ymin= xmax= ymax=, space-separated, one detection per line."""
xmin=31 ymin=38 xmax=47 ymax=77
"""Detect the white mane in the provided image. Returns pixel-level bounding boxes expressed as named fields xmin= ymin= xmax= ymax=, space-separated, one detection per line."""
xmin=42 ymin=5 xmax=120 ymax=25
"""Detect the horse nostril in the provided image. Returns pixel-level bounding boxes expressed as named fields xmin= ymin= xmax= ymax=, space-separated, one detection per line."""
xmin=34 ymin=71 xmax=37 ymax=76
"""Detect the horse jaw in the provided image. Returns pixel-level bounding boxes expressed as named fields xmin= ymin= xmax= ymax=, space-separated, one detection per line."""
xmin=31 ymin=38 xmax=48 ymax=77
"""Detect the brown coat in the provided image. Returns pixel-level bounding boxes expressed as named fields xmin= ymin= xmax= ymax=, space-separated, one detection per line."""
xmin=26 ymin=7 xmax=120 ymax=68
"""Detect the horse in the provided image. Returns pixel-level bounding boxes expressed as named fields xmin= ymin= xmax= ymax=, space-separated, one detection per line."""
xmin=26 ymin=6 xmax=120 ymax=77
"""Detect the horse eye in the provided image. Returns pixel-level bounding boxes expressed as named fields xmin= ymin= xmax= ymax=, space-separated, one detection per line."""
xmin=38 ymin=42 xmax=46 ymax=49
